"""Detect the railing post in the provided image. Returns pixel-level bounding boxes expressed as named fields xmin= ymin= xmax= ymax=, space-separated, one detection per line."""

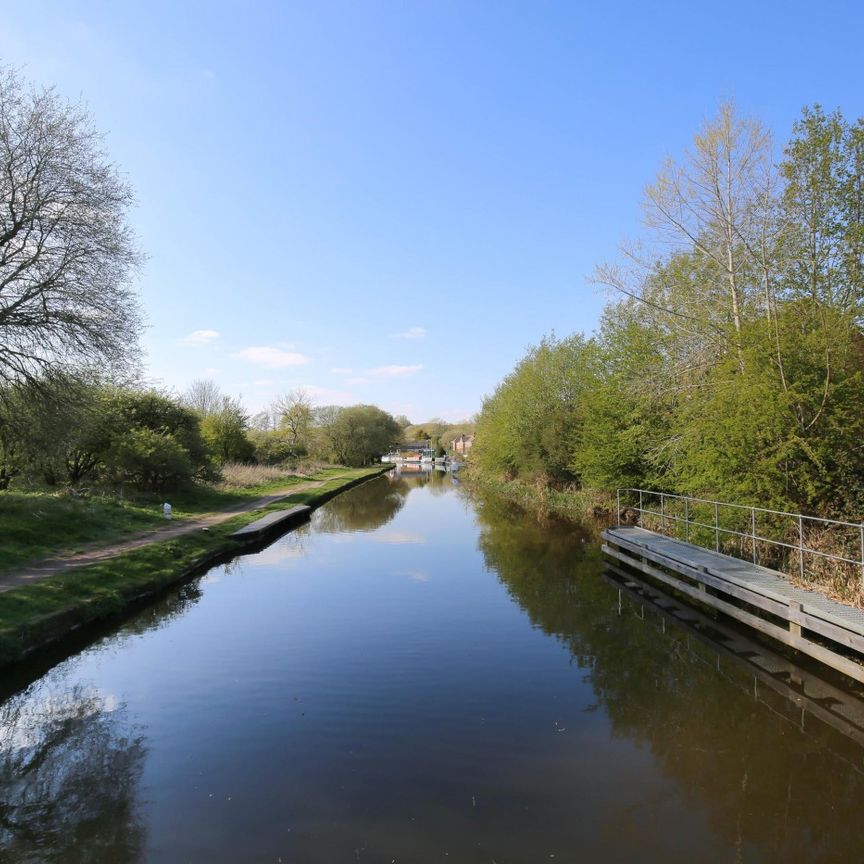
xmin=661 ymin=494 xmax=665 ymax=534
xmin=751 ymin=508 xmax=757 ymax=564
xmin=616 ymin=489 xmax=621 ymax=526
xmin=714 ymin=502 xmax=719 ymax=552
xmin=684 ymin=498 xmax=690 ymax=543
xmin=798 ymin=514 xmax=805 ymax=580
xmin=859 ymin=524 xmax=863 ymax=591
xmin=639 ymin=490 xmax=643 ymax=526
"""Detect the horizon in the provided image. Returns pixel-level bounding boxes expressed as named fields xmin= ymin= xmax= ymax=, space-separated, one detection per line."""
xmin=2 ymin=1 xmax=863 ymax=423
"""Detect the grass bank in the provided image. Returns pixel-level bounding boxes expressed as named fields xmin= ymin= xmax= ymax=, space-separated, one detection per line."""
xmin=0 ymin=463 xmax=345 ymax=574
xmin=463 ymin=469 xmax=614 ymax=525
xmin=0 ymin=465 xmax=389 ymax=668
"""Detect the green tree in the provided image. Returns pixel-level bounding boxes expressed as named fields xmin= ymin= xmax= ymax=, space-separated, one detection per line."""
xmin=322 ymin=405 xmax=402 ymax=466
xmin=200 ymin=397 xmax=254 ymax=464
xmin=473 ymin=334 xmax=597 ymax=482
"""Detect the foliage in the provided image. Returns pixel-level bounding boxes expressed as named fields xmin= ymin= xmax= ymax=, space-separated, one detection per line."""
xmin=106 ymin=428 xmax=194 ymax=492
xmin=199 ymin=397 xmax=255 ymax=464
xmin=473 ymin=334 xmax=597 ymax=481
xmin=473 ymin=102 xmax=864 ymax=519
xmin=318 ymin=404 xmax=402 ymax=466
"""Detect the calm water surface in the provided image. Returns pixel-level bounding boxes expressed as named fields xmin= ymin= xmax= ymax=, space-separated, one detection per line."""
xmin=3 ymin=470 xmax=864 ymax=863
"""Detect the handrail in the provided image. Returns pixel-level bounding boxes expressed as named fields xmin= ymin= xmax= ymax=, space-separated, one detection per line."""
xmin=615 ymin=488 xmax=864 ymax=588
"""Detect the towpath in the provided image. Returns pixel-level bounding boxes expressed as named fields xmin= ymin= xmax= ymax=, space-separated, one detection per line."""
xmin=0 ymin=479 xmax=327 ymax=593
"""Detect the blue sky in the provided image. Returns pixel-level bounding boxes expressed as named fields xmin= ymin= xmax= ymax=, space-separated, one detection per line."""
xmin=2 ymin=1 xmax=862 ymax=422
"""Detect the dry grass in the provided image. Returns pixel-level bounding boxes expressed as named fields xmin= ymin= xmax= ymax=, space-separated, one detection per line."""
xmin=218 ymin=462 xmax=305 ymax=489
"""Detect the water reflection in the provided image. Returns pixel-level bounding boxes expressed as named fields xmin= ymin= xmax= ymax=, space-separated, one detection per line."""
xmin=473 ymin=488 xmax=864 ymax=863
xmin=312 ymin=474 xmax=411 ymax=533
xmin=0 ymin=681 xmax=146 ymax=863
xmin=3 ymin=477 xmax=864 ymax=861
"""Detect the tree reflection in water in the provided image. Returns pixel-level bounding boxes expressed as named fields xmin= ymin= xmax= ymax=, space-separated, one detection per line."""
xmin=312 ymin=474 xmax=412 ymax=533
xmin=0 ymin=681 xmax=146 ymax=863
xmin=473 ymin=488 xmax=864 ymax=863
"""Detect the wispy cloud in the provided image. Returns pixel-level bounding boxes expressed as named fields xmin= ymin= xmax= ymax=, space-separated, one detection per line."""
xmin=375 ymin=532 xmax=426 ymax=545
xmin=366 ymin=364 xmax=424 ymax=378
xmin=331 ymin=367 xmax=353 ymax=375
xmin=178 ymin=329 xmax=220 ymax=346
xmin=233 ymin=346 xmax=311 ymax=368
xmin=393 ymin=326 xmax=426 ymax=340
xmin=300 ymin=384 xmax=357 ymax=405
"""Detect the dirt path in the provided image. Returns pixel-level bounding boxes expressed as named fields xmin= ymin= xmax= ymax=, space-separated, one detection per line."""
xmin=0 ymin=479 xmax=327 ymax=593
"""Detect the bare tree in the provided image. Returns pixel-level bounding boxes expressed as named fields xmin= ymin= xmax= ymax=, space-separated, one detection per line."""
xmin=596 ymin=103 xmax=779 ymax=375
xmin=0 ymin=66 xmax=142 ymax=386
xmin=274 ymin=388 xmax=314 ymax=450
xmin=182 ymin=378 xmax=223 ymax=416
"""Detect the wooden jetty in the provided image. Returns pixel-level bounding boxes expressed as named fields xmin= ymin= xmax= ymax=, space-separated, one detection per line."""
xmin=230 ymin=505 xmax=311 ymax=540
xmin=602 ymin=505 xmax=864 ymax=685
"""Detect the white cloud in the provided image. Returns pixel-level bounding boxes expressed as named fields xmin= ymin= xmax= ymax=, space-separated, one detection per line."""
xmin=233 ymin=346 xmax=311 ymax=368
xmin=331 ymin=367 xmax=353 ymax=375
xmin=347 ymin=377 xmax=370 ymax=386
xmin=366 ymin=364 xmax=424 ymax=378
xmin=393 ymin=326 xmax=426 ymax=340
xmin=178 ymin=329 xmax=220 ymax=346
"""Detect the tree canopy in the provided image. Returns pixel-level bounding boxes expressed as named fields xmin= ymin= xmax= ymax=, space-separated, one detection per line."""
xmin=473 ymin=103 xmax=864 ymax=517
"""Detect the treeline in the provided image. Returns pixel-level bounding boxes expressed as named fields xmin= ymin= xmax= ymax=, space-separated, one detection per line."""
xmin=474 ymin=104 xmax=864 ymax=518
xmin=397 ymin=419 xmax=476 ymax=455
xmin=0 ymin=376 xmax=404 ymax=492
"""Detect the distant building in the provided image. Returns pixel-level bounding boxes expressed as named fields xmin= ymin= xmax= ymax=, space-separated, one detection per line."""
xmin=451 ymin=433 xmax=474 ymax=455
xmin=395 ymin=440 xmax=434 ymax=461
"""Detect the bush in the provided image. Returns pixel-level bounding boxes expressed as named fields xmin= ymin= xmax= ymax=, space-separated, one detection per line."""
xmin=107 ymin=428 xmax=194 ymax=491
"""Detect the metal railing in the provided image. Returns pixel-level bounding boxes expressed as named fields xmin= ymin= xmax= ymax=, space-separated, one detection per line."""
xmin=616 ymin=488 xmax=864 ymax=588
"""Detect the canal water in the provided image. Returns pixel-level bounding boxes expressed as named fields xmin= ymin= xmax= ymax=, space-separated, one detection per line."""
xmin=2 ymin=470 xmax=864 ymax=863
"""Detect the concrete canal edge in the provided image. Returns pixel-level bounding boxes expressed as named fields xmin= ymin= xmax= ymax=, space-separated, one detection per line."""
xmin=0 ymin=465 xmax=392 ymax=671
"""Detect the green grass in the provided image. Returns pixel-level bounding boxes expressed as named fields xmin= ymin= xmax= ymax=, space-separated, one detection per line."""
xmin=0 ymin=467 xmax=350 ymax=573
xmin=0 ymin=466 xmax=388 ymax=667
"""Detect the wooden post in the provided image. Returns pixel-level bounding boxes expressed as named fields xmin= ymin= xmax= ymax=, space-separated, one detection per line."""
xmin=789 ymin=601 xmax=802 ymax=638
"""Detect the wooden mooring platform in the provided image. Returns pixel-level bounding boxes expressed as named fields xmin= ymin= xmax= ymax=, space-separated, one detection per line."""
xmin=602 ymin=523 xmax=864 ymax=686
xmin=230 ymin=505 xmax=311 ymax=540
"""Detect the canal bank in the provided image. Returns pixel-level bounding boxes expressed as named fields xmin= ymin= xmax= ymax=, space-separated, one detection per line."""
xmin=0 ymin=465 xmax=390 ymax=669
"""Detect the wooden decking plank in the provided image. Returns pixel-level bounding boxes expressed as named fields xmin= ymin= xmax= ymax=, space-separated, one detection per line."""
xmin=606 ymin=526 xmax=864 ymax=636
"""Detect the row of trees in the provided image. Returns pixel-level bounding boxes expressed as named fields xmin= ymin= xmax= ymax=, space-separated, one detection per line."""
xmin=247 ymin=388 xmax=403 ymax=467
xmin=0 ymin=375 xmax=406 ymax=491
xmin=474 ymin=103 xmax=864 ymax=518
